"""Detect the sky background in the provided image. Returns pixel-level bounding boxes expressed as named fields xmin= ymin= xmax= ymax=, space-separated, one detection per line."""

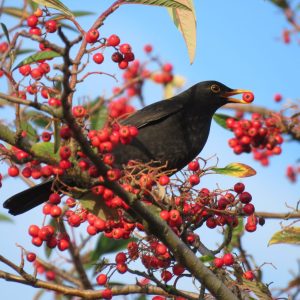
xmin=1 ymin=0 xmax=300 ymax=299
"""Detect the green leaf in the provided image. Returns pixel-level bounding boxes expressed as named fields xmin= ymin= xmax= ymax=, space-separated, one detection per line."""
xmin=53 ymin=120 xmax=61 ymax=153
xmin=26 ymin=111 xmax=52 ymax=128
xmin=1 ymin=23 xmax=10 ymax=44
xmin=90 ymin=106 xmax=108 ymax=130
xmin=14 ymin=50 xmax=61 ymax=69
xmin=199 ymin=254 xmax=214 ymax=263
xmin=20 ymin=121 xmax=39 ymax=142
xmin=212 ymin=163 xmax=256 ymax=178
xmin=1 ymin=7 xmax=30 ymax=18
xmin=242 ymin=279 xmax=273 ymax=300
xmin=268 ymin=227 xmax=300 ymax=246
xmin=52 ymin=11 xmax=94 ymax=19
xmin=168 ymin=0 xmax=196 ymax=64
xmin=125 ymin=0 xmax=192 ymax=10
xmin=213 ymin=113 xmax=235 ymax=130
xmin=0 ymin=213 xmax=14 ymax=223
xmin=91 ymin=235 xmax=135 ymax=262
xmin=32 ymin=0 xmax=74 ymax=17
xmin=31 ymin=142 xmax=59 ymax=160
xmin=15 ymin=49 xmax=36 ymax=56
xmin=29 ymin=0 xmax=39 ymax=11
xmin=226 ymin=217 xmax=244 ymax=251
xmin=268 ymin=0 xmax=288 ymax=9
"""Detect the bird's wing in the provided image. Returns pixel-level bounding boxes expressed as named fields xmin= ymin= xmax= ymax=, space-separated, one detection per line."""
xmin=121 ymin=98 xmax=185 ymax=129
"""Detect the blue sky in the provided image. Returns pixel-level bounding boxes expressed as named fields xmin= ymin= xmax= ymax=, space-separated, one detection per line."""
xmin=1 ymin=0 xmax=300 ymax=298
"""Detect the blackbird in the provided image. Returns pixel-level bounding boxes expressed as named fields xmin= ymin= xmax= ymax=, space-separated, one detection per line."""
xmin=3 ymin=80 xmax=251 ymax=215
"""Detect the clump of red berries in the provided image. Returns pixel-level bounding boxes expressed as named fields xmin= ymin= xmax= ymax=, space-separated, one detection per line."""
xmin=226 ymin=113 xmax=283 ymax=166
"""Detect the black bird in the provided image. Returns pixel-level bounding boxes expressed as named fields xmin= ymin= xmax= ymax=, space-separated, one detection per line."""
xmin=3 ymin=80 xmax=251 ymax=215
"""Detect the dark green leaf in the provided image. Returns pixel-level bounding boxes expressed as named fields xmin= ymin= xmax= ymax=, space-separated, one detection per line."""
xmin=53 ymin=120 xmax=60 ymax=153
xmin=73 ymin=11 xmax=95 ymax=17
xmin=29 ymin=0 xmax=39 ymax=11
xmin=213 ymin=113 xmax=235 ymax=130
xmin=33 ymin=0 xmax=74 ymax=17
xmin=90 ymin=106 xmax=108 ymax=130
xmin=226 ymin=217 xmax=244 ymax=252
xmin=20 ymin=121 xmax=39 ymax=142
xmin=212 ymin=163 xmax=256 ymax=178
xmin=269 ymin=227 xmax=300 ymax=246
xmin=14 ymin=51 xmax=61 ymax=69
xmin=268 ymin=0 xmax=289 ymax=9
xmin=26 ymin=110 xmax=52 ymax=128
xmin=1 ymin=7 xmax=30 ymax=18
xmin=58 ymin=22 xmax=78 ymax=32
xmin=91 ymin=235 xmax=135 ymax=262
xmin=0 ymin=213 xmax=14 ymax=223
xmin=31 ymin=142 xmax=59 ymax=160
xmin=199 ymin=254 xmax=214 ymax=263
xmin=1 ymin=23 xmax=10 ymax=44
xmin=125 ymin=0 xmax=191 ymax=10
xmin=15 ymin=49 xmax=36 ymax=56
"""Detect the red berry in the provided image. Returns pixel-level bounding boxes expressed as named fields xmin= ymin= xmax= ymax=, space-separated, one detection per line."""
xmin=26 ymin=252 xmax=36 ymax=262
xmin=173 ymin=264 xmax=185 ymax=276
xmin=27 ymin=15 xmax=38 ymax=27
xmin=96 ymin=274 xmax=107 ymax=285
xmin=85 ymin=29 xmax=99 ymax=43
xmin=29 ymin=27 xmax=42 ymax=36
xmin=48 ymin=193 xmax=61 ymax=204
xmin=107 ymin=34 xmax=120 ymax=47
xmin=274 ymin=93 xmax=282 ymax=102
xmin=189 ymin=174 xmax=200 ymax=185
xmin=111 ymin=52 xmax=123 ymax=63
xmin=158 ymin=175 xmax=170 ymax=186
xmin=57 ymin=238 xmax=70 ymax=251
xmin=115 ymin=252 xmax=126 ymax=264
xmin=19 ymin=64 xmax=31 ymax=76
xmin=8 ymin=165 xmax=19 ymax=177
xmin=161 ymin=270 xmax=172 ymax=282
xmin=30 ymin=67 xmax=43 ymax=80
xmin=243 ymin=270 xmax=254 ymax=281
xmin=93 ymin=52 xmax=104 ymax=64
xmin=119 ymin=43 xmax=132 ymax=54
xmin=50 ymin=205 xmax=62 ymax=217
xmin=42 ymin=131 xmax=52 ymax=142
xmin=188 ymin=160 xmax=199 ymax=171
xmin=28 ymin=225 xmax=40 ymax=237
xmin=234 ymin=182 xmax=245 ymax=194
xmin=34 ymin=8 xmax=43 ymax=17
xmin=223 ymin=253 xmax=234 ymax=266
xmin=242 ymin=92 xmax=254 ymax=103
xmin=239 ymin=191 xmax=252 ymax=204
xmin=102 ymin=288 xmax=112 ymax=300
xmin=160 ymin=210 xmax=170 ymax=221
xmin=243 ymin=203 xmax=255 ymax=215
xmin=118 ymin=60 xmax=128 ymax=69
xmin=213 ymin=257 xmax=224 ymax=268
xmin=45 ymin=20 xmax=57 ymax=33
xmin=144 ymin=44 xmax=153 ymax=53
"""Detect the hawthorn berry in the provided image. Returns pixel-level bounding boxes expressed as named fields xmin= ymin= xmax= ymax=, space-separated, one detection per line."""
xmin=119 ymin=43 xmax=132 ymax=54
xmin=189 ymin=174 xmax=200 ymax=185
xmin=8 ymin=165 xmax=19 ymax=177
xmin=274 ymin=93 xmax=282 ymax=102
xmin=93 ymin=52 xmax=104 ymax=64
xmin=223 ymin=253 xmax=234 ymax=266
xmin=85 ymin=29 xmax=99 ymax=43
xmin=243 ymin=270 xmax=254 ymax=281
xmin=26 ymin=252 xmax=36 ymax=262
xmin=107 ymin=34 xmax=120 ymax=46
xmin=158 ymin=175 xmax=170 ymax=186
xmin=101 ymin=288 xmax=112 ymax=300
xmin=234 ymin=182 xmax=245 ymax=194
xmin=242 ymin=92 xmax=254 ymax=103
xmin=45 ymin=20 xmax=57 ymax=33
xmin=213 ymin=257 xmax=224 ymax=268
xmin=188 ymin=160 xmax=200 ymax=171
xmin=29 ymin=27 xmax=42 ymax=36
xmin=30 ymin=67 xmax=43 ymax=80
xmin=96 ymin=274 xmax=107 ymax=285
xmin=19 ymin=64 xmax=31 ymax=76
xmin=27 ymin=15 xmax=38 ymax=27
xmin=243 ymin=203 xmax=255 ymax=215
xmin=144 ymin=44 xmax=153 ymax=53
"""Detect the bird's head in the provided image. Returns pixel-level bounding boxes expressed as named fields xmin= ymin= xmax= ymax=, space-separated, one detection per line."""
xmin=195 ymin=80 xmax=253 ymax=113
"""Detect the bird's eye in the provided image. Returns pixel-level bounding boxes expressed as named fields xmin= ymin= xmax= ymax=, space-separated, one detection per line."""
xmin=211 ymin=84 xmax=221 ymax=94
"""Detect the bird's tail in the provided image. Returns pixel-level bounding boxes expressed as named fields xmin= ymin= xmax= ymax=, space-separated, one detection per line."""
xmin=3 ymin=181 xmax=53 ymax=215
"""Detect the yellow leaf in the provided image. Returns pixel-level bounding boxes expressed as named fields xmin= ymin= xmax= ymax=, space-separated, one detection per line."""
xmin=212 ymin=163 xmax=256 ymax=178
xmin=168 ymin=0 xmax=197 ymax=64
xmin=268 ymin=227 xmax=300 ymax=246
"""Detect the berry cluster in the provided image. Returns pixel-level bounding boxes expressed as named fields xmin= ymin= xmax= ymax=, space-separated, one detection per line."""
xmin=226 ymin=113 xmax=284 ymax=166
xmin=286 ymin=165 xmax=300 ymax=183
